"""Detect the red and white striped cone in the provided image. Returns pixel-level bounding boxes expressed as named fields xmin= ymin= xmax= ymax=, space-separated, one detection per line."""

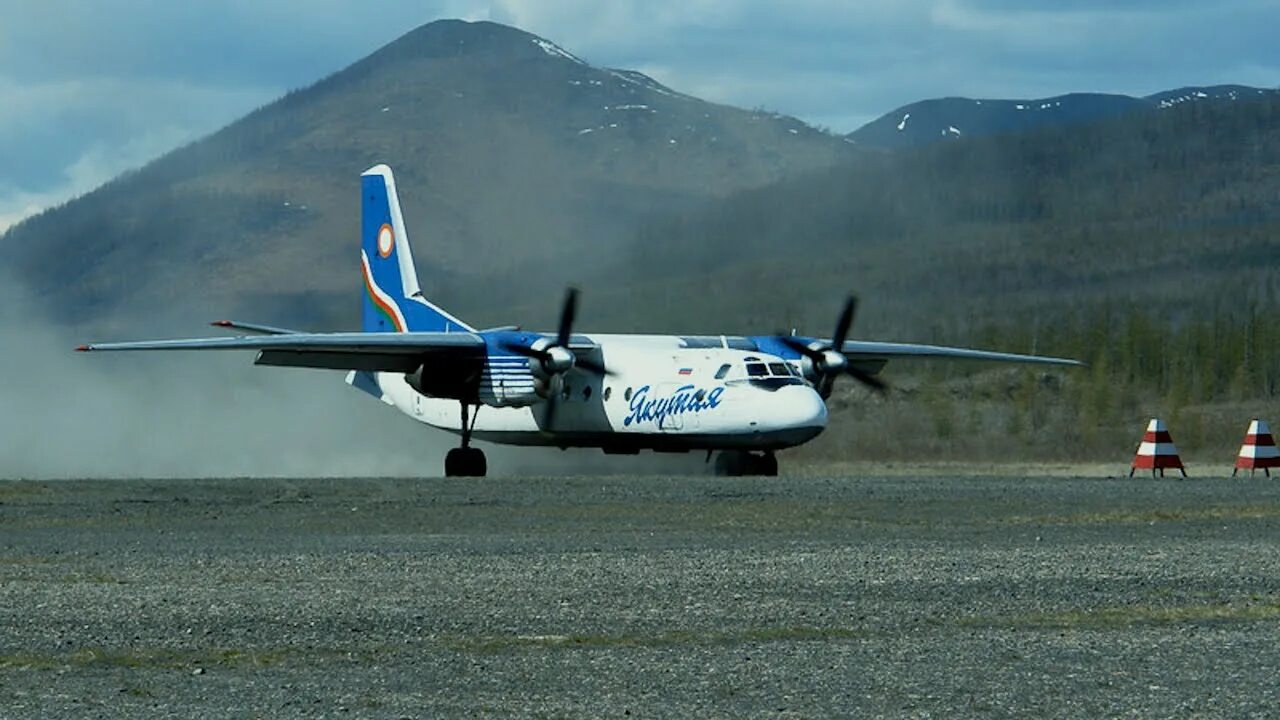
xmin=1233 ymin=419 xmax=1280 ymax=478
xmin=1129 ymin=418 xmax=1187 ymax=478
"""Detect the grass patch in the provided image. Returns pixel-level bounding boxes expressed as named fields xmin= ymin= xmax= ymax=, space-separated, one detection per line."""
xmin=0 ymin=645 xmax=329 ymax=672
xmin=0 ymin=555 xmax=54 ymax=566
xmin=969 ymin=599 xmax=1280 ymax=630
xmin=447 ymin=625 xmax=867 ymax=654
xmin=0 ymin=483 xmax=50 ymax=502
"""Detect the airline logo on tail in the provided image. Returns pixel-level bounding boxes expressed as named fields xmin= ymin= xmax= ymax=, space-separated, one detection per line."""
xmin=377 ymin=223 xmax=395 ymax=258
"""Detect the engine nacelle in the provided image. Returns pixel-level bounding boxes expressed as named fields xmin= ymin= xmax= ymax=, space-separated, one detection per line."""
xmin=404 ymin=363 xmax=472 ymax=400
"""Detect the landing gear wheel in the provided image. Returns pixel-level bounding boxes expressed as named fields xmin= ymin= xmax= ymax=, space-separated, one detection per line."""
xmin=714 ymin=452 xmax=778 ymax=477
xmin=714 ymin=451 xmax=746 ymax=477
xmin=445 ymin=447 xmax=487 ymax=477
xmin=754 ymin=452 xmax=778 ymax=477
xmin=444 ymin=402 xmax=488 ymax=477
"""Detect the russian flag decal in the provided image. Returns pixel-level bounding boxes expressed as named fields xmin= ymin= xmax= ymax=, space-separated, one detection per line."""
xmin=678 ymin=367 xmax=693 ymax=375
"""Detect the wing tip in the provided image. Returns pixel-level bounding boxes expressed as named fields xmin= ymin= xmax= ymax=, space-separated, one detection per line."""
xmin=211 ymin=320 xmax=233 ymax=328
xmin=74 ymin=344 xmax=91 ymax=352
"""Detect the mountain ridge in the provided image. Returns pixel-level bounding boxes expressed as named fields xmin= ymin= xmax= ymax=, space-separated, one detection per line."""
xmin=848 ymin=84 xmax=1280 ymax=149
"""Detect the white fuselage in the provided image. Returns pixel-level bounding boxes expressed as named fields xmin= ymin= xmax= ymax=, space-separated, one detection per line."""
xmin=373 ymin=335 xmax=828 ymax=452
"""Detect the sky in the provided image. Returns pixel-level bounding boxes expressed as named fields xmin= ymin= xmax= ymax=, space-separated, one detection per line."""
xmin=1 ymin=0 xmax=1277 ymax=233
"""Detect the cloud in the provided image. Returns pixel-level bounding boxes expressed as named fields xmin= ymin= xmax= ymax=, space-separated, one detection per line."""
xmin=0 ymin=74 xmax=280 ymax=233
xmin=491 ymin=0 xmax=1279 ymax=121
xmin=0 ymin=1 xmax=488 ymax=231
xmin=0 ymin=0 xmax=1277 ymax=233
xmin=0 ymin=125 xmax=200 ymax=234
xmin=0 ymin=0 xmax=488 ymax=87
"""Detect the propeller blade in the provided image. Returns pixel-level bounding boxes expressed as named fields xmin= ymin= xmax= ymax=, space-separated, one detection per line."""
xmin=778 ymin=335 xmax=824 ymax=363
xmin=847 ymin=365 xmax=888 ymax=392
xmin=575 ymin=356 xmax=614 ymax=377
xmin=831 ymin=295 xmax=857 ymax=352
xmin=542 ymin=375 xmax=563 ymax=431
xmin=818 ymin=375 xmax=836 ymax=398
xmin=556 ymin=287 xmax=578 ymax=349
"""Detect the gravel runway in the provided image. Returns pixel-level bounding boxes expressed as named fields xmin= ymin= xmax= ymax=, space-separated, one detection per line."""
xmin=2 ymin=473 xmax=1279 ymax=718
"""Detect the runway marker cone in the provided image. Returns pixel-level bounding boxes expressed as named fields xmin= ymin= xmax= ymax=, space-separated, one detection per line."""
xmin=1129 ymin=418 xmax=1187 ymax=478
xmin=1233 ymin=419 xmax=1280 ymax=477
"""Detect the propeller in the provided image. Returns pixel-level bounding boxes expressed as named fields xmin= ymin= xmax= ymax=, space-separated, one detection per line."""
xmin=501 ymin=288 xmax=611 ymax=431
xmin=779 ymin=295 xmax=887 ymax=398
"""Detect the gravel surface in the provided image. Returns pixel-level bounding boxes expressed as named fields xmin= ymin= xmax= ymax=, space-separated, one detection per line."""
xmin=2 ymin=474 xmax=1279 ymax=718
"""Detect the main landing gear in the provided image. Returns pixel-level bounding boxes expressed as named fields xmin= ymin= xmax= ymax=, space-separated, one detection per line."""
xmin=445 ymin=403 xmax=487 ymax=477
xmin=713 ymin=451 xmax=778 ymax=477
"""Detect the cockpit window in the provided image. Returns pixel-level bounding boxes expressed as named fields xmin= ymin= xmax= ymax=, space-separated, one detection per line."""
xmin=746 ymin=363 xmax=768 ymax=377
xmin=768 ymin=363 xmax=789 ymax=376
xmin=714 ymin=363 xmax=731 ymax=380
xmin=749 ymin=376 xmax=805 ymax=391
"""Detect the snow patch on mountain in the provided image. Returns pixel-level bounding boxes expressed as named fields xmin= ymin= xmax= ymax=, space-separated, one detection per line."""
xmin=532 ymin=38 xmax=584 ymax=64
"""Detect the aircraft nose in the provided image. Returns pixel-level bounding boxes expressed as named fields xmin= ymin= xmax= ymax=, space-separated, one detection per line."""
xmin=781 ymin=385 xmax=828 ymax=429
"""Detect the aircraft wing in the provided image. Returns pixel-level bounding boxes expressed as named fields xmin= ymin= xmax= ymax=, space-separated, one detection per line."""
xmin=77 ymin=331 xmax=487 ymax=372
xmin=841 ymin=340 xmax=1082 ymax=367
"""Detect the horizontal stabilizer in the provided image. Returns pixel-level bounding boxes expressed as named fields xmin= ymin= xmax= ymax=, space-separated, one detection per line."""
xmin=211 ymin=320 xmax=301 ymax=335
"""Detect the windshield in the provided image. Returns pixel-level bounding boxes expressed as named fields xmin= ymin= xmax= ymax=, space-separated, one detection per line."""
xmin=727 ymin=358 xmax=807 ymax=390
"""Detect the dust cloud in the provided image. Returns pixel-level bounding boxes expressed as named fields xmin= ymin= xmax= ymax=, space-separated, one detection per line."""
xmin=0 ymin=278 xmax=704 ymax=479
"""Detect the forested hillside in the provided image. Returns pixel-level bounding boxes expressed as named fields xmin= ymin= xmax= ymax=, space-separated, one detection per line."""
xmin=581 ymin=92 xmax=1280 ymax=338
xmin=600 ymin=92 xmax=1280 ymax=462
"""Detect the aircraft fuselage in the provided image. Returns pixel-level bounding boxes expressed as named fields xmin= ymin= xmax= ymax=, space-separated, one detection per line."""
xmin=373 ymin=335 xmax=828 ymax=452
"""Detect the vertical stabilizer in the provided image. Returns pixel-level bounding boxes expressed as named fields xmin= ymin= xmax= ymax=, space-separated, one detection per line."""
xmin=360 ymin=164 xmax=474 ymax=333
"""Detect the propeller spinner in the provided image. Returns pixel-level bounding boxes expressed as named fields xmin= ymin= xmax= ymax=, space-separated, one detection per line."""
xmin=779 ymin=295 xmax=887 ymax=398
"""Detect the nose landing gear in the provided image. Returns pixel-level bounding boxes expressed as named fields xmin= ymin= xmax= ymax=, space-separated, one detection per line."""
xmin=713 ymin=451 xmax=778 ymax=477
xmin=444 ymin=402 xmax=487 ymax=477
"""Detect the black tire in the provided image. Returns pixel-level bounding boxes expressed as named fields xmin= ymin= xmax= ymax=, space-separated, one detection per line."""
xmin=715 ymin=451 xmax=750 ymax=476
xmin=445 ymin=447 xmax=487 ymax=477
xmin=444 ymin=448 xmax=465 ymax=477
xmin=755 ymin=453 xmax=779 ymax=477
xmin=465 ymin=447 xmax=487 ymax=477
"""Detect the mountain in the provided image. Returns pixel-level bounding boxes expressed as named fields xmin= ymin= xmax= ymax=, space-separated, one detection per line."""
xmin=0 ymin=20 xmax=854 ymax=331
xmin=4 ymin=19 xmax=1276 ymax=343
xmin=848 ymin=85 xmax=1279 ymax=149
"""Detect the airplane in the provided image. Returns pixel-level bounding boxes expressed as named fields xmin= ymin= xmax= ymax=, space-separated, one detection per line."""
xmin=78 ymin=164 xmax=1081 ymax=477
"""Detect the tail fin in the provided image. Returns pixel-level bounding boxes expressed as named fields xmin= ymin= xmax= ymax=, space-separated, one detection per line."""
xmin=360 ymin=164 xmax=474 ymax=333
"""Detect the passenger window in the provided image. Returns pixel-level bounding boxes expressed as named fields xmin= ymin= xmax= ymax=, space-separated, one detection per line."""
xmin=603 ymin=387 xmax=612 ymax=401
xmin=714 ymin=364 xmax=731 ymax=379
xmin=624 ymin=387 xmax=632 ymax=401
xmin=583 ymin=386 xmax=592 ymax=401
xmin=747 ymin=363 xmax=767 ymax=377
xmin=768 ymin=363 xmax=788 ymax=376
